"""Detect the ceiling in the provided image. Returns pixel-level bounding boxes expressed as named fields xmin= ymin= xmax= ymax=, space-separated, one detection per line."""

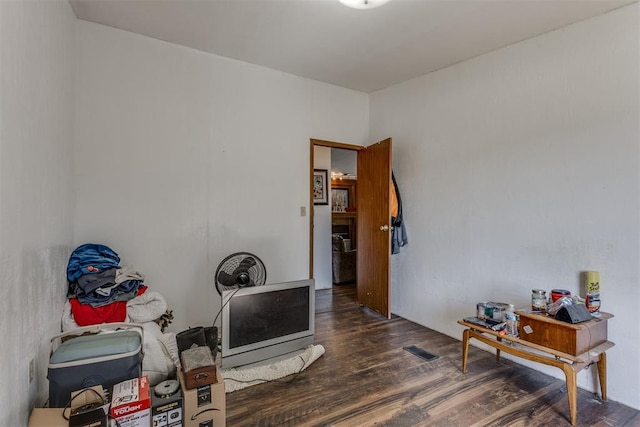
xmin=68 ymin=0 xmax=635 ymax=93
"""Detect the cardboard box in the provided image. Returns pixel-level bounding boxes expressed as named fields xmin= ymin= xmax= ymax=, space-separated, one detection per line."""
xmin=517 ymin=311 xmax=611 ymax=356
xmin=28 ymin=408 xmax=67 ymax=427
xmin=181 ymin=347 xmax=218 ymax=390
xmin=110 ymin=376 xmax=151 ymax=427
xmin=151 ymin=381 xmax=183 ymax=427
xmin=178 ymin=368 xmax=225 ymax=427
xmin=30 ymin=386 xmax=108 ymax=427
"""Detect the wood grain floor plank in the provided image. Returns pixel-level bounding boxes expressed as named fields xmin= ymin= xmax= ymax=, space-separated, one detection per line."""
xmin=225 ymin=284 xmax=638 ymax=426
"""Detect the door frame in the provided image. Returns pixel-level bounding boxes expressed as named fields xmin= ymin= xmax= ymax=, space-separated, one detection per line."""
xmin=309 ymin=139 xmax=363 ymax=279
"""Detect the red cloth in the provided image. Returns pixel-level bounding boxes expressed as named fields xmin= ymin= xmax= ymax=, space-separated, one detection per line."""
xmin=70 ymin=286 xmax=147 ymax=326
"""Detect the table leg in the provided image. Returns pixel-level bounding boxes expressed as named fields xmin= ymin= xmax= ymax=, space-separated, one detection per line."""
xmin=496 ymin=337 xmax=501 ymax=361
xmin=462 ymin=329 xmax=470 ymax=373
xmin=597 ymin=352 xmax=607 ymax=401
xmin=562 ymin=364 xmax=578 ymax=426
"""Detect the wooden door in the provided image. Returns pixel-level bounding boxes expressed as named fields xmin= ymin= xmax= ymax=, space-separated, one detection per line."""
xmin=357 ymin=138 xmax=392 ymax=318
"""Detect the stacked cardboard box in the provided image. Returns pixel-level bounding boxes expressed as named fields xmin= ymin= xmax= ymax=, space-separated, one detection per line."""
xmin=109 ymin=377 xmax=151 ymax=427
xmin=177 ymin=368 xmax=225 ymax=427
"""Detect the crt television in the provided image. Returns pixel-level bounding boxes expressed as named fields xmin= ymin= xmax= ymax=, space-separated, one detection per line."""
xmin=221 ymin=279 xmax=315 ymax=368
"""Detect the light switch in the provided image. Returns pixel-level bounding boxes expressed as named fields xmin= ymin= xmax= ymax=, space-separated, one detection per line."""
xmin=300 ymin=206 xmax=306 ymax=216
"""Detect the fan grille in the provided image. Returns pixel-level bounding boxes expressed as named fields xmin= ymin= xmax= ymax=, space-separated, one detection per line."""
xmin=215 ymin=252 xmax=266 ymax=295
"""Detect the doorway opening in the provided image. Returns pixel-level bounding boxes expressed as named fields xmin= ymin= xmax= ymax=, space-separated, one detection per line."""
xmin=309 ymin=139 xmax=362 ymax=290
xmin=310 ymin=137 xmax=392 ymax=318
xmin=329 ymin=148 xmax=358 ymax=286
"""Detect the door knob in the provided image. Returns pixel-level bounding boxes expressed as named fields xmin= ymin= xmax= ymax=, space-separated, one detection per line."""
xmin=380 ymin=225 xmax=389 ymax=231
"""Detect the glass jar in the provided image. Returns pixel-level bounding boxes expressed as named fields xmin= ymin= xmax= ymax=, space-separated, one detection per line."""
xmin=505 ymin=304 xmax=519 ymax=338
xmin=531 ymin=289 xmax=547 ymax=311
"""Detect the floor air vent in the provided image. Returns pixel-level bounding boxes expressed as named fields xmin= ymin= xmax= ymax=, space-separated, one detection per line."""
xmin=403 ymin=345 xmax=439 ymax=361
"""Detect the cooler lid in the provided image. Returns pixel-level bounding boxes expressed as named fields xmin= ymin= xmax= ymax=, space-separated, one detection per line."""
xmin=50 ymin=330 xmax=141 ymax=364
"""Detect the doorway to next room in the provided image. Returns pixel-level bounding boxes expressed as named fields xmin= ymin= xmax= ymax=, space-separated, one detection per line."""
xmin=329 ymin=148 xmax=357 ymax=286
xmin=310 ymin=140 xmax=361 ymax=291
xmin=311 ymin=137 xmax=393 ymax=319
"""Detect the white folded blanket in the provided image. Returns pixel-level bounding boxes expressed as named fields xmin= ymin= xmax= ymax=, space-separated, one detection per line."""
xmin=142 ymin=321 xmax=179 ymax=386
xmin=221 ymin=344 xmax=325 ymax=393
xmin=127 ymin=291 xmax=168 ymax=323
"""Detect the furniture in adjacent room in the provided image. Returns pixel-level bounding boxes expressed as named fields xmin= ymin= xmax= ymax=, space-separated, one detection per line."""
xmin=331 ymin=212 xmax=356 ymax=246
xmin=457 ymin=312 xmax=614 ymax=426
xmin=331 ymin=234 xmax=356 ymax=284
xmin=331 ymin=178 xmax=357 ymax=248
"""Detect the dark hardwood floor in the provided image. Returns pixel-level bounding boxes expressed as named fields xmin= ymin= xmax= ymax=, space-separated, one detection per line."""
xmin=225 ymin=284 xmax=639 ymax=426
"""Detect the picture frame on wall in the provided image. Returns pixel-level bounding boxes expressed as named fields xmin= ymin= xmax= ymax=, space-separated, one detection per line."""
xmin=331 ymin=188 xmax=349 ymax=212
xmin=313 ymin=169 xmax=328 ymax=205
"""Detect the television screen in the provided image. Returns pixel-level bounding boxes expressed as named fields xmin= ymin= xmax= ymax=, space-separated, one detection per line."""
xmin=229 ymin=286 xmax=310 ymax=349
xmin=221 ymin=279 xmax=315 ymax=368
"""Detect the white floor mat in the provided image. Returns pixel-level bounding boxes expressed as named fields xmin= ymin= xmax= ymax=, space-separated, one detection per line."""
xmin=220 ymin=344 xmax=325 ymax=393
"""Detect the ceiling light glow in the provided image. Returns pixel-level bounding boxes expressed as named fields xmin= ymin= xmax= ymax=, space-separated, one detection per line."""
xmin=339 ymin=0 xmax=390 ymax=10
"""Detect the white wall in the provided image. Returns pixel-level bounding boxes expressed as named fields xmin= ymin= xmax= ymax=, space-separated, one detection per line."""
xmin=0 ymin=1 xmax=76 ymax=425
xmin=74 ymin=21 xmax=368 ymax=331
xmin=331 ymin=147 xmax=357 ymax=176
xmin=314 ymin=146 xmax=332 ymax=289
xmin=371 ymin=4 xmax=639 ymax=410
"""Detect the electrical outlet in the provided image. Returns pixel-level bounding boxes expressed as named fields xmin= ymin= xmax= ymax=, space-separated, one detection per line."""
xmin=29 ymin=358 xmax=34 ymax=383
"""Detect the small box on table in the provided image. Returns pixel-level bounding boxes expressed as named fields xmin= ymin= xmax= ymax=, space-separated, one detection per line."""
xmin=517 ymin=311 xmax=612 ymax=356
xmin=180 ymin=346 xmax=218 ymax=390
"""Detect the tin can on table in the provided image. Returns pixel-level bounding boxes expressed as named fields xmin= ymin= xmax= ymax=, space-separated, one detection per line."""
xmin=551 ymin=289 xmax=571 ymax=302
xmin=584 ymin=271 xmax=601 ymax=313
xmin=586 ymin=293 xmax=601 ymax=312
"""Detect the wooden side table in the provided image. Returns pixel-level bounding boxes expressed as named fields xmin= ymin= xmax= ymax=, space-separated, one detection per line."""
xmin=458 ymin=314 xmax=614 ymax=426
